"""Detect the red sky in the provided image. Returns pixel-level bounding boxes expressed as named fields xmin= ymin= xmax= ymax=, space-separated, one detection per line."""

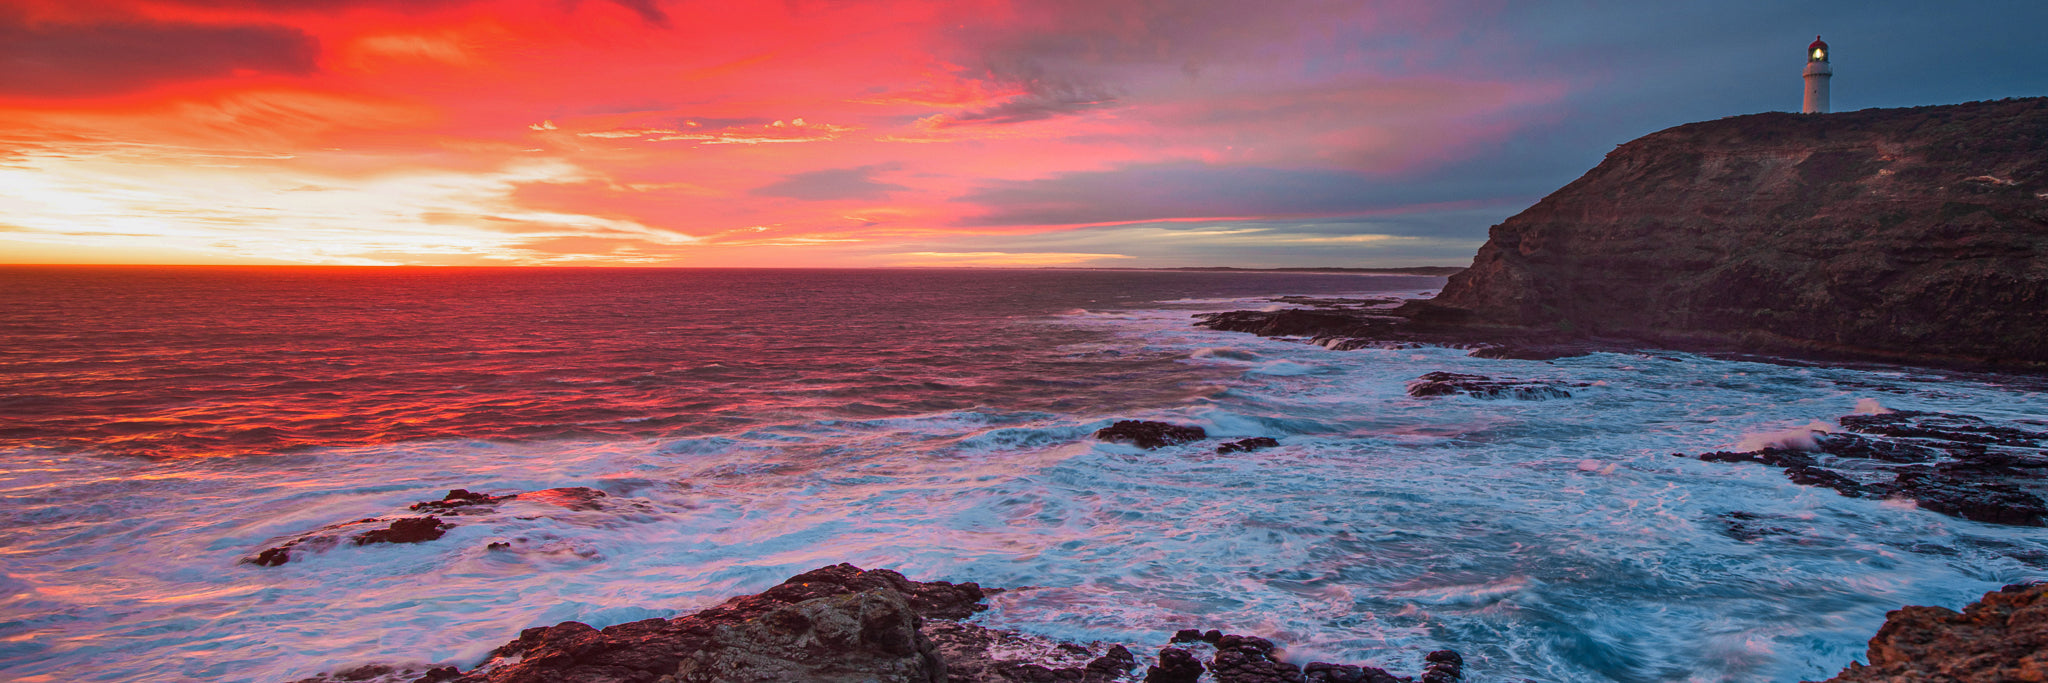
xmin=1 ymin=1 xmax=2042 ymax=267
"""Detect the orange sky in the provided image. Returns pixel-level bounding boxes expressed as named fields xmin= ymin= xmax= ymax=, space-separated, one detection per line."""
xmin=5 ymin=1 xmax=2038 ymax=267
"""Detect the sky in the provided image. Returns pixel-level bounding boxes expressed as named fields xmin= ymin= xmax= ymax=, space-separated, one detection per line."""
xmin=2 ymin=1 xmax=2045 ymax=268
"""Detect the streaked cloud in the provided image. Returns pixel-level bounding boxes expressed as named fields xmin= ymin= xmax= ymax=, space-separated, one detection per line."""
xmin=2 ymin=0 xmax=2044 ymax=266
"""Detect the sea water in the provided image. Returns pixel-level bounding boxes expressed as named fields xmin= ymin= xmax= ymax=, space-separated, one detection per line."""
xmin=2 ymin=266 xmax=2044 ymax=683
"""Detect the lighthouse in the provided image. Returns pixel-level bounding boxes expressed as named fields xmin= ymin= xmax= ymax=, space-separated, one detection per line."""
xmin=1803 ymin=36 xmax=1831 ymax=114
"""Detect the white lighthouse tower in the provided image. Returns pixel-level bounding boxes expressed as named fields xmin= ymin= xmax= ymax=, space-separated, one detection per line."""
xmin=1803 ymin=36 xmax=1832 ymax=114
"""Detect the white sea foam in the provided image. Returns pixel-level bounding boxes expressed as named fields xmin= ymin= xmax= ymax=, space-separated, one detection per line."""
xmin=1733 ymin=420 xmax=1835 ymax=452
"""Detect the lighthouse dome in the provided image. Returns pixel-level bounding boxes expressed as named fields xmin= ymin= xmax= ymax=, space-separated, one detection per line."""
xmin=1807 ymin=35 xmax=1829 ymax=62
xmin=1808 ymin=36 xmax=1828 ymax=51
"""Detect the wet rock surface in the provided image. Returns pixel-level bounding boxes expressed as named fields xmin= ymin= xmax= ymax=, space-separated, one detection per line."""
xmin=1216 ymin=437 xmax=1280 ymax=454
xmin=247 ymin=516 xmax=453 ymax=566
xmin=1816 ymin=582 xmax=2048 ymax=682
xmin=1688 ymin=410 xmax=2048 ymax=526
xmin=1095 ymin=420 xmax=1207 ymax=449
xmin=1159 ymin=629 xmax=1462 ymax=683
xmin=434 ymin=564 xmax=967 ymax=683
xmin=1404 ymin=372 xmax=1583 ymax=400
xmin=333 ymin=565 xmax=1472 ymax=683
xmin=247 ymin=487 xmax=631 ymax=566
xmin=1191 ymin=298 xmax=1624 ymax=363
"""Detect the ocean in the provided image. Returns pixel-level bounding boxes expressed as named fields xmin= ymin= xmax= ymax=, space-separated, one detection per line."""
xmin=2 ymin=266 xmax=2045 ymax=682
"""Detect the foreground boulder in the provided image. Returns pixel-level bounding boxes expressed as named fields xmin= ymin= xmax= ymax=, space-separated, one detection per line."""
xmin=439 ymin=564 xmax=970 ymax=683
xmin=1096 ymin=420 xmax=1207 ymax=449
xmin=1426 ymin=97 xmax=2048 ymax=369
xmin=1817 ymin=582 xmax=2048 ymax=682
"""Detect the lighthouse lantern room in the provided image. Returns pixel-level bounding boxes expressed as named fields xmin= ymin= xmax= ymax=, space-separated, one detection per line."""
xmin=1803 ymin=36 xmax=1832 ymax=114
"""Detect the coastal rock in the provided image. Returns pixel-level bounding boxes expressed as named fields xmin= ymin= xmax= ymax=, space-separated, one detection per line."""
xmin=1421 ymin=650 xmax=1464 ymax=683
xmin=1426 ymin=98 xmax=2048 ymax=369
xmin=1095 ymin=420 xmax=1207 ymax=449
xmin=1194 ymin=309 xmax=1386 ymax=338
xmin=246 ymin=516 xmax=453 ymax=566
xmin=247 ymin=486 xmax=637 ymax=566
xmin=1687 ymin=411 xmax=2048 ymax=526
xmin=440 ymin=564 xmax=957 ymax=683
xmin=923 ymin=620 xmax=1135 ymax=682
xmin=1145 ymin=648 xmax=1205 ymax=683
xmin=1217 ymin=437 xmax=1280 ymax=454
xmin=1205 ymin=633 xmax=1302 ymax=682
xmin=1302 ymin=662 xmax=1403 ymax=683
xmin=1817 ymin=582 xmax=2048 ymax=682
xmin=1404 ymin=371 xmax=1580 ymax=400
xmin=669 ymin=588 xmax=937 ymax=683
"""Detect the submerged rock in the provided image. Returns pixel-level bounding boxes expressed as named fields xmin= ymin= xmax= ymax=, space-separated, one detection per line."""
xmin=1095 ymin=420 xmax=1207 ymax=449
xmin=1217 ymin=437 xmax=1280 ymax=454
xmin=1405 ymin=371 xmax=1582 ymax=400
xmin=246 ymin=516 xmax=453 ymax=566
xmin=1817 ymin=582 xmax=2048 ymax=682
xmin=246 ymin=486 xmax=631 ymax=566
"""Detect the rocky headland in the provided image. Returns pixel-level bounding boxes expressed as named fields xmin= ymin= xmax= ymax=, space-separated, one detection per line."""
xmin=1200 ymin=97 xmax=2048 ymax=369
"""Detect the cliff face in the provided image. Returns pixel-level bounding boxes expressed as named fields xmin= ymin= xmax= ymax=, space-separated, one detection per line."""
xmin=1433 ymin=98 xmax=2048 ymax=367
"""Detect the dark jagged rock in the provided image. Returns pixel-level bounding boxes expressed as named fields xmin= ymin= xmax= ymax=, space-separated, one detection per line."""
xmin=1840 ymin=410 xmax=2048 ymax=446
xmin=410 ymin=489 xmax=510 ymax=513
xmin=414 ymin=667 xmax=460 ymax=683
xmin=1687 ymin=411 xmax=2048 ymax=526
xmin=1428 ymin=98 xmax=2048 ymax=370
xmin=1421 ymin=650 xmax=1464 ymax=683
xmin=1095 ymin=420 xmax=1207 ymax=449
xmin=1303 ymin=661 xmax=1404 ymax=683
xmin=246 ymin=516 xmax=453 ymax=566
xmin=443 ymin=564 xmax=951 ymax=683
xmin=1195 ymin=309 xmax=1388 ymax=338
xmin=352 ymin=517 xmax=449 ymax=545
xmin=1087 ymin=645 xmax=1137 ymax=679
xmin=1217 ymin=437 xmax=1280 ymax=454
xmin=1884 ymin=469 xmax=2047 ymax=526
xmin=1404 ymin=372 xmax=1582 ymax=400
xmin=1207 ymin=633 xmax=1302 ymax=683
xmin=1146 ymin=647 xmax=1205 ymax=683
xmin=1816 ymin=582 xmax=2048 ymax=682
xmin=924 ymin=620 xmax=1131 ymax=683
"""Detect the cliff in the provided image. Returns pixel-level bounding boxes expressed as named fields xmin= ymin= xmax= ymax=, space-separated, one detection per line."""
xmin=1430 ymin=98 xmax=2048 ymax=368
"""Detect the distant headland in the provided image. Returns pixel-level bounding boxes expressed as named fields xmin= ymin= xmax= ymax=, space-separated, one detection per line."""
xmin=1203 ymin=97 xmax=2048 ymax=371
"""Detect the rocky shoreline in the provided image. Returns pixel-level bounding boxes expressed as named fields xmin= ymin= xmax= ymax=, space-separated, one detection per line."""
xmin=287 ymin=563 xmax=1465 ymax=683
xmin=262 ymin=413 xmax=2048 ymax=682
xmin=283 ymin=561 xmax=2043 ymax=683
